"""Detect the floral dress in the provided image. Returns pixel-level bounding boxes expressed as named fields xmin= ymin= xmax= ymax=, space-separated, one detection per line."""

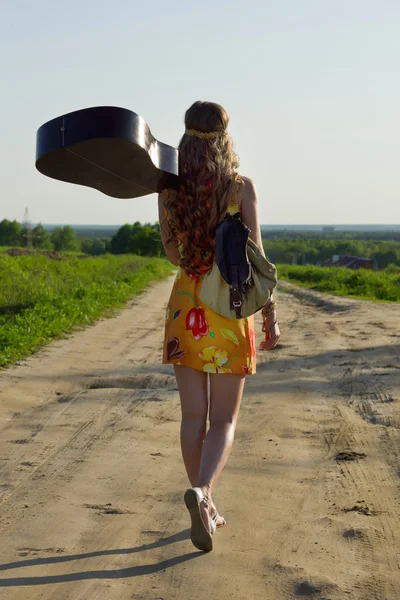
xmin=162 ymin=189 xmax=256 ymax=375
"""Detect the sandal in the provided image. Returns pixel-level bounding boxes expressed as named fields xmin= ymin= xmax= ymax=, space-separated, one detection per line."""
xmin=211 ymin=510 xmax=226 ymax=529
xmin=260 ymin=298 xmax=281 ymax=350
xmin=184 ymin=487 xmax=215 ymax=552
xmin=260 ymin=320 xmax=281 ymax=350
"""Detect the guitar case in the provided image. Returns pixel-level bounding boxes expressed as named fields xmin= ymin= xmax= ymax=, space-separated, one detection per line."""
xmin=35 ymin=106 xmax=180 ymax=199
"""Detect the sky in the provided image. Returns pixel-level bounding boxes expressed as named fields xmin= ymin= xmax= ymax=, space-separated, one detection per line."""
xmin=1 ymin=0 xmax=399 ymax=226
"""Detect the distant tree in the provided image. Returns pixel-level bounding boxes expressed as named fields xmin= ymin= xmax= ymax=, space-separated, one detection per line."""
xmin=129 ymin=224 xmax=163 ymax=256
xmin=32 ymin=223 xmax=52 ymax=249
xmin=110 ymin=224 xmax=134 ymax=254
xmin=51 ymin=226 xmax=80 ymax=251
xmin=0 ymin=219 xmax=22 ymax=246
xmin=81 ymin=238 xmax=107 ymax=255
xmin=371 ymin=250 xmax=398 ymax=270
xmin=110 ymin=222 xmax=164 ymax=256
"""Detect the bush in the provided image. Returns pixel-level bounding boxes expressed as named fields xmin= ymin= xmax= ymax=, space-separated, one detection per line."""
xmin=0 ymin=219 xmax=22 ymax=246
xmin=81 ymin=238 xmax=108 ymax=255
xmin=51 ymin=226 xmax=80 ymax=251
xmin=32 ymin=223 xmax=52 ymax=249
xmin=111 ymin=222 xmax=163 ymax=256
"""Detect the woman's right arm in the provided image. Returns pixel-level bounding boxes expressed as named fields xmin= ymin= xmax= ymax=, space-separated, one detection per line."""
xmin=239 ymin=176 xmax=265 ymax=256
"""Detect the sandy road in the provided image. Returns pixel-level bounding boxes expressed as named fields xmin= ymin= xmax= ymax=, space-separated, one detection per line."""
xmin=0 ymin=276 xmax=399 ymax=600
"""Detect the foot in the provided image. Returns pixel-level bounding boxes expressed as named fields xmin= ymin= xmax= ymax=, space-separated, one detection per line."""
xmin=184 ymin=488 xmax=213 ymax=551
xmin=209 ymin=501 xmax=226 ymax=528
xmin=260 ymin=320 xmax=281 ymax=350
xmin=195 ymin=487 xmax=226 ymax=529
xmin=199 ymin=498 xmax=212 ymax=533
xmin=260 ymin=303 xmax=281 ymax=350
xmin=194 ymin=489 xmax=226 ymax=530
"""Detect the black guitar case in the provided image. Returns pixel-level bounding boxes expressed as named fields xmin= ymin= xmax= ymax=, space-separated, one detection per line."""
xmin=35 ymin=106 xmax=180 ymax=199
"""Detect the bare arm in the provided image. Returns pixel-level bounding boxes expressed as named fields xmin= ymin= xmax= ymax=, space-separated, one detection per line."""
xmin=239 ymin=176 xmax=265 ymax=256
xmin=158 ymin=191 xmax=181 ymax=266
xmin=240 ymin=177 xmax=280 ymax=344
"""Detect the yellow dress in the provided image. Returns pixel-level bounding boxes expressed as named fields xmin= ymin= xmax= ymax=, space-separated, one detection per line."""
xmin=162 ymin=189 xmax=256 ymax=375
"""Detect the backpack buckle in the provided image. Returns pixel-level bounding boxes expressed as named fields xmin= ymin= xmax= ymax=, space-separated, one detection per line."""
xmin=230 ymin=288 xmax=243 ymax=318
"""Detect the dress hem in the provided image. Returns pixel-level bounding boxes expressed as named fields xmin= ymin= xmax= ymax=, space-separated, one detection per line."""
xmin=162 ymin=359 xmax=256 ymax=376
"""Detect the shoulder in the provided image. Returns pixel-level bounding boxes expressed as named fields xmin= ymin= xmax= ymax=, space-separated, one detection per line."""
xmin=237 ymin=176 xmax=258 ymax=207
xmin=239 ymin=175 xmax=256 ymax=190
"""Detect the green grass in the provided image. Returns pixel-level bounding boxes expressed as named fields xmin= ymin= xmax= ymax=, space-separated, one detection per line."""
xmin=0 ymin=253 xmax=174 ymax=368
xmin=278 ymin=264 xmax=400 ymax=302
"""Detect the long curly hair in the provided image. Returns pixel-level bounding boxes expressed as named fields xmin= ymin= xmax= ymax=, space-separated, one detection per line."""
xmin=164 ymin=101 xmax=242 ymax=276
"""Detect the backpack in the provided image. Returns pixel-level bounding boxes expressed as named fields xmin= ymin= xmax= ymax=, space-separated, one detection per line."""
xmin=199 ymin=210 xmax=278 ymax=319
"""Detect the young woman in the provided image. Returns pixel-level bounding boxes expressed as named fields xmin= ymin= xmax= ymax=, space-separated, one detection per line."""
xmin=158 ymin=101 xmax=279 ymax=552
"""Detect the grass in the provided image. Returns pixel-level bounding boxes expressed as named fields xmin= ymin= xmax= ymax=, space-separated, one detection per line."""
xmin=277 ymin=264 xmax=400 ymax=302
xmin=0 ymin=252 xmax=174 ymax=368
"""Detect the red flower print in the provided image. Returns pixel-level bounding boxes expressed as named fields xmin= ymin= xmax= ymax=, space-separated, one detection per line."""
xmin=249 ymin=328 xmax=256 ymax=362
xmin=167 ymin=337 xmax=185 ymax=361
xmin=186 ymin=307 xmax=209 ymax=340
xmin=242 ymin=365 xmax=249 ymax=374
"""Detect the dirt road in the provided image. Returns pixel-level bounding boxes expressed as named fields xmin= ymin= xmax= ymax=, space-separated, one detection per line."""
xmin=0 ymin=277 xmax=399 ymax=599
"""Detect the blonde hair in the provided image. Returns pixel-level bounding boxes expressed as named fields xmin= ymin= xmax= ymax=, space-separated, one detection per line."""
xmin=164 ymin=101 xmax=241 ymax=276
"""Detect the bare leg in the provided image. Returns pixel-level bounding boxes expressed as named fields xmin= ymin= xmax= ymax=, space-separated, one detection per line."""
xmin=174 ymin=365 xmax=208 ymax=486
xmin=197 ymin=373 xmax=245 ymax=525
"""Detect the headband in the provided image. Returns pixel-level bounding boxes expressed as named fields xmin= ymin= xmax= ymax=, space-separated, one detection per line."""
xmin=185 ymin=129 xmax=226 ymax=139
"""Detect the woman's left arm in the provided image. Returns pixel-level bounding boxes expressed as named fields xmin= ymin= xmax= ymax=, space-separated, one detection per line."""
xmin=158 ymin=192 xmax=181 ymax=266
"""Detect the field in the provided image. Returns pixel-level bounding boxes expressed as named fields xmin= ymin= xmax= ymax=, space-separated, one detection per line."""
xmin=0 ymin=252 xmax=174 ymax=367
xmin=278 ymin=264 xmax=400 ymax=302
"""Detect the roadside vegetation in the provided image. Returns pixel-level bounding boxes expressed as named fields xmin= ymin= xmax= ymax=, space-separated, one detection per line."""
xmin=262 ymin=237 xmax=400 ymax=270
xmin=0 ymin=253 xmax=174 ymax=367
xmin=278 ymin=264 xmax=400 ymax=302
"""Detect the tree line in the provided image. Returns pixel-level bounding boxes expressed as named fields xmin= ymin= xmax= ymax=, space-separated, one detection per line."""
xmin=262 ymin=238 xmax=400 ymax=270
xmin=0 ymin=219 xmax=164 ymax=257
xmin=261 ymin=229 xmax=400 ymax=242
xmin=1 ymin=218 xmax=399 ymax=270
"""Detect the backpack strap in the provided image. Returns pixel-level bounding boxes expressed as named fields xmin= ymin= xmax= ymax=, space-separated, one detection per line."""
xmin=228 ymin=259 xmax=243 ymax=318
xmin=217 ymin=179 xmax=248 ymax=319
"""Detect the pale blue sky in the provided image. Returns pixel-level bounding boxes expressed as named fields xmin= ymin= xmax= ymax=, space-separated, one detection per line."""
xmin=1 ymin=0 xmax=399 ymax=225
